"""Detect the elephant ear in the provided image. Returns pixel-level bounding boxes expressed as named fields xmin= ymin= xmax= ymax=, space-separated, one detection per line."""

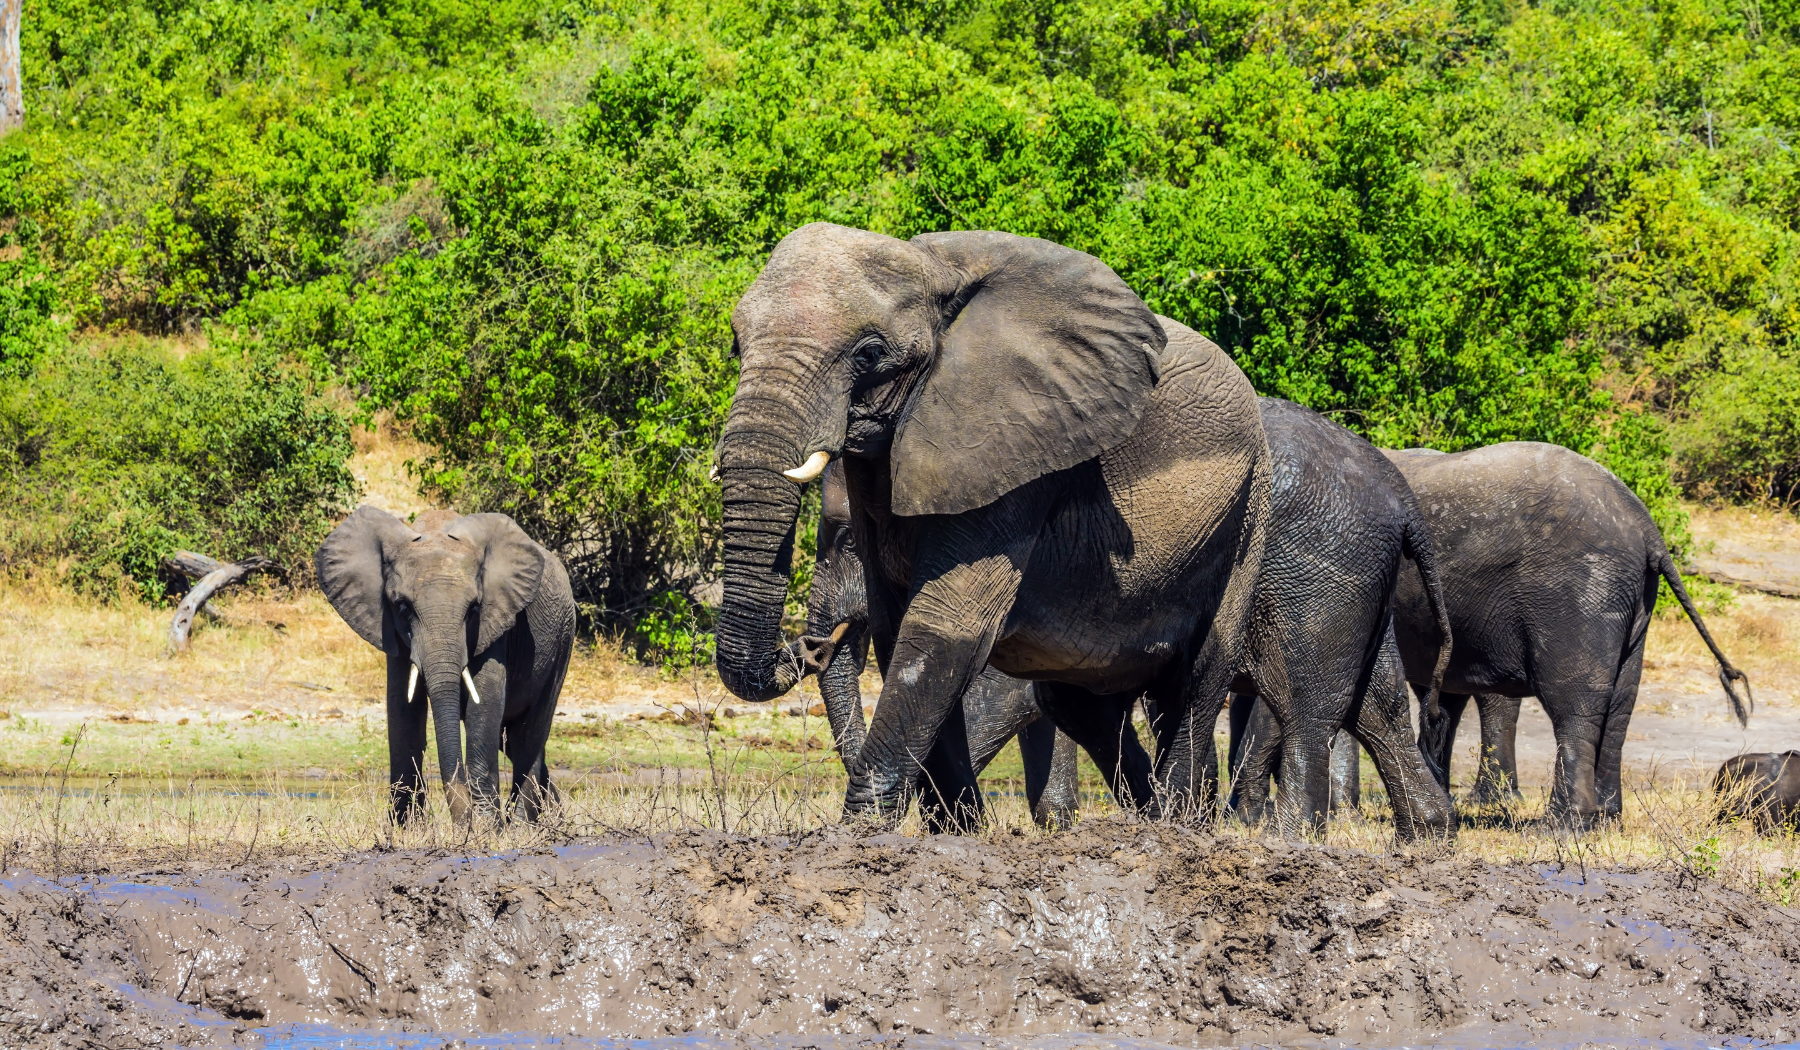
xmin=315 ymin=505 xmax=419 ymax=648
xmin=894 ymin=231 xmax=1166 ymax=517
xmin=449 ymin=513 xmax=547 ymax=656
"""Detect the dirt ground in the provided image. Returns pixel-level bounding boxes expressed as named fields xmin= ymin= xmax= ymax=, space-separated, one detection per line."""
xmin=7 ymin=820 xmax=1800 ymax=1050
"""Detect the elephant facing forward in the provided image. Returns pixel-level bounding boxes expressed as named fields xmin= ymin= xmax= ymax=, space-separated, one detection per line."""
xmin=317 ymin=506 xmax=574 ymax=825
xmin=716 ymin=224 xmax=1270 ymax=823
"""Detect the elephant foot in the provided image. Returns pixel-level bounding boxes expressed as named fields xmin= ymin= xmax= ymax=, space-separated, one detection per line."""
xmin=1470 ymin=779 xmax=1522 ymax=806
xmin=1545 ymin=805 xmax=1615 ymax=833
xmin=444 ymin=781 xmax=474 ymax=825
xmin=1229 ymin=795 xmax=1271 ymax=827
xmin=388 ymin=786 xmax=427 ymax=827
xmin=1393 ymin=810 xmax=1458 ymax=846
xmin=842 ymin=773 xmax=908 ymax=831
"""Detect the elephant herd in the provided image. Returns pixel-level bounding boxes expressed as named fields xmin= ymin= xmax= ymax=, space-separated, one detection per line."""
xmin=317 ymin=223 xmax=1753 ymax=837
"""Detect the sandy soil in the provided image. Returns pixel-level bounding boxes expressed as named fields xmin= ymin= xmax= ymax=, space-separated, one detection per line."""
xmin=6 ymin=821 xmax=1800 ymax=1049
xmin=1688 ymin=504 xmax=1800 ymax=598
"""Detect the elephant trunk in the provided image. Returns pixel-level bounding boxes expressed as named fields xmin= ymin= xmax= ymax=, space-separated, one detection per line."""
xmin=715 ymin=431 xmax=809 ymax=704
xmin=416 ymin=622 xmax=473 ymax=821
xmin=815 ymin=626 xmax=868 ymax=759
xmin=805 ymin=539 xmax=870 ymax=759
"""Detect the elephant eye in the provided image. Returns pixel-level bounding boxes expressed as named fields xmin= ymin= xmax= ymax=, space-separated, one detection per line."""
xmin=850 ymin=336 xmax=884 ymax=373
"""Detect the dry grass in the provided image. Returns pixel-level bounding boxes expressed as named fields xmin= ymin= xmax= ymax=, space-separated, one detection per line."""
xmin=0 ymin=702 xmax=1084 ymax=878
xmin=0 ymin=578 xmax=831 ymax=723
xmin=1689 ymin=501 xmax=1800 ymax=559
xmin=1640 ymin=587 xmax=1800 ymax=711
xmin=349 ymin=414 xmax=442 ymax=523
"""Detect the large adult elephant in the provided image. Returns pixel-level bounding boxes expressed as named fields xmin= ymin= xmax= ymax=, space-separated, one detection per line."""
xmin=1386 ymin=443 xmax=1751 ymax=825
xmin=316 ymin=507 xmax=574 ymax=825
xmin=716 ymin=224 xmax=1269 ymax=822
xmin=786 ymin=458 xmax=1081 ymax=832
xmin=1138 ymin=398 xmax=1457 ymax=840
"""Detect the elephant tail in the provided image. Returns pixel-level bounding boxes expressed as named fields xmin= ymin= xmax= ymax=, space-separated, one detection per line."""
xmin=1401 ymin=509 xmax=1452 ymax=722
xmin=1654 ymin=548 xmax=1752 ymax=727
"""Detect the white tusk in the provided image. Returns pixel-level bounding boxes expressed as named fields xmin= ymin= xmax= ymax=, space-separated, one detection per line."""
xmin=708 ymin=462 xmax=720 ymax=482
xmin=781 ymin=450 xmax=831 ymax=483
xmin=462 ymin=666 xmax=482 ymax=705
xmin=407 ymin=664 xmax=418 ymax=702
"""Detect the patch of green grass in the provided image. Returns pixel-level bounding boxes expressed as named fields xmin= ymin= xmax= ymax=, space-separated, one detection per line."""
xmin=0 ymin=708 xmax=1111 ymax=792
xmin=0 ymin=715 xmax=386 ymax=780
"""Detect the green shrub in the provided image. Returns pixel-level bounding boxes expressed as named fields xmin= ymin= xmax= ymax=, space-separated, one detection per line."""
xmin=0 ymin=341 xmax=359 ymax=599
xmin=15 ymin=0 xmax=1800 ymax=642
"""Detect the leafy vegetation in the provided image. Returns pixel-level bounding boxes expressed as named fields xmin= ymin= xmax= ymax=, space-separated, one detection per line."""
xmin=0 ymin=340 xmax=357 ymax=598
xmin=5 ymin=0 xmax=1799 ymax=624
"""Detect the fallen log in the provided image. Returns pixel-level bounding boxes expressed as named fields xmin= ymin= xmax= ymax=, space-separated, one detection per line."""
xmin=168 ymin=555 xmax=272 ymax=652
xmin=1682 ymin=563 xmax=1800 ymax=600
xmin=163 ymin=551 xmax=226 ymax=581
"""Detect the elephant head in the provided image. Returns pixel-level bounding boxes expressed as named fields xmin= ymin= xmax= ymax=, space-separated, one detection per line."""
xmin=315 ymin=505 xmax=545 ymax=818
xmin=716 ymin=224 xmax=1167 ymax=704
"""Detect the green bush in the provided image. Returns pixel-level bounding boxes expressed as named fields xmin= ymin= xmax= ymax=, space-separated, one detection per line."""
xmin=13 ymin=0 xmax=1800 ymax=634
xmin=0 ymin=341 xmax=359 ymax=599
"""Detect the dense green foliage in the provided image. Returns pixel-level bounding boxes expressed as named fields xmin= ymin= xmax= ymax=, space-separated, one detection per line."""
xmin=7 ymin=0 xmax=1800 ymax=629
xmin=0 ymin=340 xmax=358 ymax=598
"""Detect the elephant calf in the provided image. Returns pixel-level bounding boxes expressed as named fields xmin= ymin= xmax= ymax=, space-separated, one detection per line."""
xmin=1714 ymin=752 xmax=1800 ymax=832
xmin=1178 ymin=398 xmax=1456 ymax=841
xmin=317 ymin=506 xmax=575 ymax=825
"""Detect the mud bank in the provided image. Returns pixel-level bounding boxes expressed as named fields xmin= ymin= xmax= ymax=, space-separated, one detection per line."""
xmin=3 ymin=822 xmax=1800 ymax=1048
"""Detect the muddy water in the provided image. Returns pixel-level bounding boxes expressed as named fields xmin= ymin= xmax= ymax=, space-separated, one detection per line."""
xmin=4 ymin=822 xmax=1800 ymax=1048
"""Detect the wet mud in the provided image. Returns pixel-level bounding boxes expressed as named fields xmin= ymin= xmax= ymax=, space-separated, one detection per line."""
xmin=4 ymin=821 xmax=1800 ymax=1048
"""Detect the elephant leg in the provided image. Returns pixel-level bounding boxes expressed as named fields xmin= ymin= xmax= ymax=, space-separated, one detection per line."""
xmin=503 ymin=699 xmax=560 ymax=826
xmin=1414 ymin=689 xmax=1469 ymax=791
xmin=1597 ymin=616 xmax=1650 ymax=822
xmin=1020 ymin=715 xmax=1080 ymax=829
xmin=1039 ymin=683 xmax=1155 ymax=813
xmin=1351 ymin=630 xmax=1455 ymax=842
xmin=1227 ymin=695 xmax=1279 ymax=825
xmin=916 ymin=700 xmax=985 ymax=835
xmin=1328 ymin=730 xmax=1361 ymax=813
xmin=1542 ymin=688 xmax=1611 ymax=828
xmin=1275 ymin=712 xmax=1336 ymax=838
xmin=844 ymin=488 xmax=1042 ymax=822
xmin=1153 ymin=621 xmax=1259 ymax=824
xmin=1470 ymin=693 xmax=1523 ymax=803
xmin=964 ymin=669 xmax=1039 ymax=774
xmin=460 ymin=654 xmax=510 ymax=826
xmin=385 ymin=648 xmax=430 ymax=825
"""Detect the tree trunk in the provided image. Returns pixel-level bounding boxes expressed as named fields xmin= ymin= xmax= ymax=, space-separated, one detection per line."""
xmin=0 ymin=0 xmax=21 ymax=135
xmin=167 ymin=557 xmax=271 ymax=651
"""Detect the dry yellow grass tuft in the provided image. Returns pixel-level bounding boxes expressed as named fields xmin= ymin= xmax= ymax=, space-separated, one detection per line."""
xmin=348 ymin=413 xmax=440 ymax=522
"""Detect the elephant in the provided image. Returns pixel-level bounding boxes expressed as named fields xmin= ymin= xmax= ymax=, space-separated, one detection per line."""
xmin=1161 ymin=398 xmax=1458 ymax=840
xmin=316 ymin=506 xmax=575 ymax=825
xmin=1386 ymin=442 xmax=1751 ymax=825
xmin=1713 ymin=752 xmax=1800 ymax=832
xmin=786 ymin=457 xmax=1081 ymax=833
xmin=715 ymin=224 xmax=1270 ymax=823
